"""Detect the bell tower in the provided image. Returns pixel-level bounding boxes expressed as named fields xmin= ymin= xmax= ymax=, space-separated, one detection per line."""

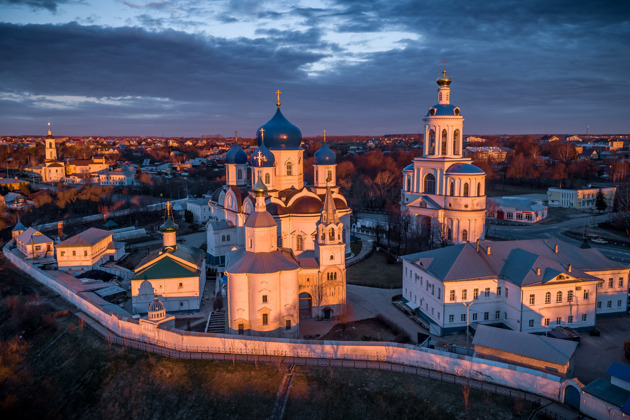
xmin=45 ymin=122 xmax=58 ymax=161
xmin=315 ymin=185 xmax=345 ymax=268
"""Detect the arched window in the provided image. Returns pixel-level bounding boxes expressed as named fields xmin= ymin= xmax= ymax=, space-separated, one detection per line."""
xmin=327 ymin=170 xmax=332 ymax=181
xmin=428 ymin=129 xmax=436 ymax=155
xmin=423 ymin=173 xmax=436 ymax=194
xmin=477 ymin=183 xmax=481 ymax=196
xmin=453 ymin=130 xmax=460 ymax=155
xmin=406 ymin=177 xmax=411 ymax=191
xmin=462 ymin=229 xmax=468 ymax=242
xmin=296 ymin=235 xmax=303 ymax=251
xmin=545 ymin=292 xmax=551 ymax=304
xmin=441 ymin=129 xmax=447 ymax=155
xmin=447 ymin=228 xmax=452 ymax=240
xmin=237 ymin=169 xmax=242 ymax=180
xmin=286 ymin=161 xmax=293 ymax=176
xmin=556 ymin=291 xmax=562 ymax=303
xmin=321 ymin=228 xmax=325 ymax=241
xmin=222 ymin=235 xmax=225 ymax=242
xmin=329 ymin=227 xmax=335 ymax=240
xmin=463 ymin=183 xmax=469 ymax=197
xmin=265 ymin=173 xmax=270 ymax=185
xmin=449 ymin=181 xmax=454 ymax=196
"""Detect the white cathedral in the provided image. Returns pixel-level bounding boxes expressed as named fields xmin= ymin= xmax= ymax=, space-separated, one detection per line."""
xmin=401 ymin=71 xmax=486 ymax=244
xmin=206 ymin=95 xmax=351 ymax=338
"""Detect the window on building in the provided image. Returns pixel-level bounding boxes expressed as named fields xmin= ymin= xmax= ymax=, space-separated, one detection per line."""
xmin=477 ymin=183 xmax=481 ymax=197
xmin=597 ymin=301 xmax=602 ymax=309
xmin=609 ymin=278 xmax=614 ymax=287
xmin=607 ymin=301 xmax=612 ymax=308
xmin=483 ymin=312 xmax=489 ymax=321
xmin=567 ymin=290 xmax=573 ymax=302
xmin=484 ymin=288 xmax=490 ymax=298
xmin=526 ymin=213 xmax=533 ymax=221
xmin=619 ymin=300 xmax=623 ymax=307
xmin=556 ymin=317 xmax=562 ymax=325
xmin=448 ymin=314 xmax=454 ymax=323
xmin=619 ymin=278 xmax=625 ymax=288
xmin=544 ymin=318 xmax=550 ymax=326
xmin=461 ymin=314 xmax=466 ymax=322
xmin=428 ymin=129 xmax=436 ymax=155
xmin=497 ymin=287 xmax=502 ymax=296
xmin=423 ymin=173 xmax=436 ymax=194
xmin=262 ymin=295 xmax=268 ymax=303
xmin=437 ymin=288 xmax=441 ymax=299
xmin=327 ymin=170 xmax=332 ymax=181
xmin=238 ymin=324 xmax=244 ymax=335
xmin=249 ymin=238 xmax=253 ymax=249
xmin=178 ymin=282 xmax=183 ymax=289
xmin=449 ymin=290 xmax=455 ymax=302
xmin=495 ymin=310 xmax=500 ymax=319
xmin=584 ymin=289 xmax=589 ymax=299
xmin=222 ymin=235 xmax=225 ymax=242
xmin=61 ymin=251 xmax=65 ymax=257
xmin=72 ymin=250 xmax=76 ymax=256
xmin=238 ymin=169 xmax=243 ymax=180
xmin=441 ymin=129 xmax=447 ymax=155
xmin=528 ymin=319 xmax=534 ymax=327
xmin=529 ymin=294 xmax=535 ymax=305
xmin=463 ymin=183 xmax=469 ymax=197
xmin=597 ymin=281 xmax=603 ymax=289
xmin=505 ymin=287 xmax=508 ymax=298
xmin=582 ymin=314 xmax=587 ymax=322
xmin=462 ymin=230 xmax=468 ymax=242
xmin=461 ymin=289 xmax=467 ymax=300
xmin=556 ymin=291 xmax=562 ymax=303
xmin=568 ymin=316 xmax=573 ymax=324
xmin=472 ymin=313 xmax=478 ymax=321
xmin=286 ymin=161 xmax=293 ymax=176
xmin=262 ymin=314 xmax=268 ymax=326
xmin=473 ymin=288 xmax=479 ymax=299
xmin=227 ymin=235 xmax=230 ymax=241
xmin=296 ymin=235 xmax=303 ymax=251
xmin=265 ymin=173 xmax=270 ymax=185
xmin=431 ymin=307 xmax=434 ymax=315
xmin=286 ymin=320 xmax=291 ymax=330
xmin=545 ymin=292 xmax=551 ymax=304
xmin=516 ymin=213 xmax=523 ymax=220
xmin=453 ymin=130 xmax=460 ymax=155
xmin=506 ymin=212 xmax=513 ymax=219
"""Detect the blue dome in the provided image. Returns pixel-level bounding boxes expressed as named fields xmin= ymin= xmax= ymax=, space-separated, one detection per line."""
xmin=314 ymin=142 xmax=336 ymax=165
xmin=251 ymin=141 xmax=275 ymax=167
xmin=426 ymin=104 xmax=461 ymax=117
xmin=226 ymin=143 xmax=247 ymax=164
xmin=256 ymin=108 xmax=302 ymax=150
xmin=445 ymin=163 xmax=484 ymax=175
xmin=403 ymin=163 xmax=414 ymax=172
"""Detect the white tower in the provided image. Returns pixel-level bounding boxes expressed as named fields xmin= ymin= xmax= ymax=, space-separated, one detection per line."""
xmin=315 ymin=186 xmax=345 ymax=268
xmin=160 ymin=201 xmax=179 ymax=250
xmin=401 ymin=71 xmax=486 ymax=244
xmin=45 ymin=122 xmax=57 ymax=161
xmin=313 ymin=131 xmax=337 ymax=194
xmin=225 ymin=140 xmax=248 ymax=187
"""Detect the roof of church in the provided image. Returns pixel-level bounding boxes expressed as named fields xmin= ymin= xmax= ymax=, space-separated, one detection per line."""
xmin=403 ymin=163 xmax=414 ymax=172
xmin=131 ymin=244 xmax=205 ymax=281
xmin=225 ymin=143 xmax=248 ymax=164
xmin=256 ymin=108 xmax=302 ymax=150
xmin=57 ymin=228 xmax=111 ymax=247
xmin=402 ymin=239 xmax=626 ymax=287
xmin=226 ymin=248 xmax=299 ymax=274
xmin=314 ymin=142 xmax=336 ymax=165
xmin=445 ymin=162 xmax=484 ymax=174
xmin=426 ymin=104 xmax=460 ymax=117
xmin=244 ymin=210 xmax=276 ymax=228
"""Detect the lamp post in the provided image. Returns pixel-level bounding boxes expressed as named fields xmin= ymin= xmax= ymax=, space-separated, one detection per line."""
xmin=463 ymin=301 xmax=474 ymax=352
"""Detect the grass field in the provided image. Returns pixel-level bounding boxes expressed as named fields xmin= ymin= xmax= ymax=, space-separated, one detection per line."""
xmin=346 ymin=251 xmax=402 ymax=288
xmin=0 ymin=257 xmax=537 ymax=419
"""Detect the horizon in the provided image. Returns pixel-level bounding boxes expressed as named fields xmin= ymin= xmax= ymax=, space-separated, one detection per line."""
xmin=1 ymin=0 xmax=629 ymax=136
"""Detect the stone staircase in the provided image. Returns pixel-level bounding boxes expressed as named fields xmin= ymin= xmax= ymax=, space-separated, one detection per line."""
xmin=208 ymin=310 xmax=226 ymax=333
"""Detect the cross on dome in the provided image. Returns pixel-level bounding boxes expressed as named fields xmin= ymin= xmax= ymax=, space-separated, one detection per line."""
xmin=323 ymin=129 xmax=326 ymax=142
xmin=260 ymin=128 xmax=265 ymax=142
xmin=254 ymin=150 xmax=267 ymax=166
xmin=275 ymin=90 xmax=282 ymax=107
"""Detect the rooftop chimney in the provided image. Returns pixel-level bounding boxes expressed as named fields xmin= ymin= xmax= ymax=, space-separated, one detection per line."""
xmin=554 ymin=244 xmax=558 ymax=254
xmin=486 ymin=246 xmax=491 ymax=255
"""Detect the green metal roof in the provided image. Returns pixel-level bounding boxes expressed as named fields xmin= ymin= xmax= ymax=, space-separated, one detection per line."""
xmin=132 ymin=256 xmax=198 ymax=281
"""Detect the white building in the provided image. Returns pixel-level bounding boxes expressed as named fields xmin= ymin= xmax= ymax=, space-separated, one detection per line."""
xmin=401 ymin=239 xmax=628 ymax=336
xmin=56 ymin=227 xmax=124 ymax=271
xmin=186 ymin=197 xmax=211 ymax=223
xmin=487 ymin=195 xmax=548 ymax=223
xmin=42 ymin=123 xmax=66 ymax=183
xmin=15 ymin=227 xmax=54 ymax=259
xmin=131 ymin=202 xmax=207 ymax=314
xmin=400 ymin=71 xmax=486 ymax=244
xmin=547 ymin=187 xmax=616 ymax=209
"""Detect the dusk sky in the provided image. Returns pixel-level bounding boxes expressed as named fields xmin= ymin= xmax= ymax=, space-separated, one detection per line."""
xmin=1 ymin=0 xmax=629 ymax=137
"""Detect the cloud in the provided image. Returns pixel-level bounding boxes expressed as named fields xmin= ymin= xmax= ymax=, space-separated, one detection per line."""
xmin=123 ymin=1 xmax=170 ymax=9
xmin=0 ymin=0 xmax=72 ymax=12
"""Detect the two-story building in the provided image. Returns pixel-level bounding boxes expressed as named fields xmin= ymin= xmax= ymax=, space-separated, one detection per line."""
xmin=56 ymin=227 xmax=124 ymax=271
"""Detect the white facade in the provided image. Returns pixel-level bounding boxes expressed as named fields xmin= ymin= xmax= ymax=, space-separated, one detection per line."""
xmin=15 ymin=227 xmax=54 ymax=259
xmin=402 ymin=239 xmax=628 ymax=336
xmin=547 ymin=187 xmax=616 ymax=209
xmin=186 ymin=198 xmax=211 ymax=223
xmin=401 ymin=72 xmax=486 ymax=244
xmin=56 ymin=228 xmax=123 ymax=271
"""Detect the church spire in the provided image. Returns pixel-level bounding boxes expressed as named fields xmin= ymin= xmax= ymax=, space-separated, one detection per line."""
xmin=48 ymin=122 xmax=52 ymax=136
xmin=320 ymin=184 xmax=339 ymax=225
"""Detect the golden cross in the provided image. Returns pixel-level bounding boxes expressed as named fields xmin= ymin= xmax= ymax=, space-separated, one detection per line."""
xmin=260 ymin=128 xmax=265 ymax=142
xmin=234 ymin=130 xmax=238 ymax=141
xmin=323 ymin=129 xmax=326 ymax=142
xmin=275 ymin=90 xmax=282 ymax=107
xmin=254 ymin=150 xmax=267 ymax=166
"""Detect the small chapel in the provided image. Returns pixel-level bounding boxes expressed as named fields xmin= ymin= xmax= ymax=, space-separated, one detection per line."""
xmin=207 ymin=93 xmax=350 ymax=337
xmin=400 ymin=71 xmax=487 ymax=244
